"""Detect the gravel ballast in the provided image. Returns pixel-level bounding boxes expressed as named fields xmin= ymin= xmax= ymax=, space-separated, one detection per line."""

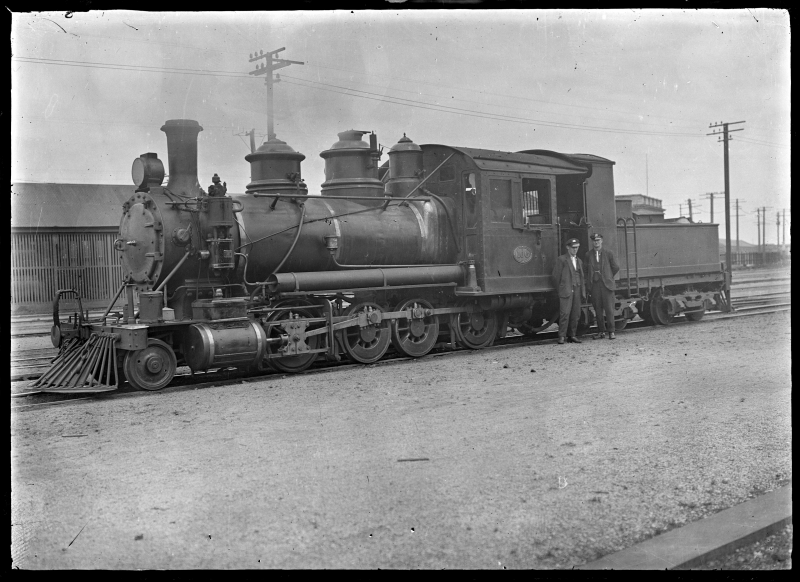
xmin=11 ymin=311 xmax=791 ymax=569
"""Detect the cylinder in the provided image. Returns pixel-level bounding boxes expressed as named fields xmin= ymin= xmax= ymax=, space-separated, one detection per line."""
xmin=184 ymin=320 xmax=267 ymax=372
xmin=319 ymin=130 xmax=384 ymax=198
xmin=385 ymin=134 xmax=423 ymax=198
xmin=267 ymin=265 xmax=464 ymax=293
xmin=161 ymin=119 xmax=203 ymax=198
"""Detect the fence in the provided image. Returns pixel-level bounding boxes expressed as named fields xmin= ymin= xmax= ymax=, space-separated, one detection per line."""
xmin=724 ymin=251 xmax=789 ymax=267
xmin=11 ymin=229 xmax=126 ymax=313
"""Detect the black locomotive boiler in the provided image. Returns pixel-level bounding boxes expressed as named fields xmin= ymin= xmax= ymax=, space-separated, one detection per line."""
xmin=36 ymin=119 xmax=730 ymax=393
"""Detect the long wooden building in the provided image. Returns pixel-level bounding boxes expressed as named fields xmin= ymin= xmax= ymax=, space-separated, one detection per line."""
xmin=11 ymin=182 xmax=134 ymax=314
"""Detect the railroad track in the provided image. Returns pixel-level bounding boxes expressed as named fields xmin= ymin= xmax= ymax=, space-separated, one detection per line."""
xmin=11 ymin=300 xmax=790 ymax=411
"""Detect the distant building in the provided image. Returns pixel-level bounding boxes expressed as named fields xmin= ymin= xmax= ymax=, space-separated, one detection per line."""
xmin=615 ymin=194 xmax=666 ymax=223
xmin=11 ymin=182 xmax=133 ymax=313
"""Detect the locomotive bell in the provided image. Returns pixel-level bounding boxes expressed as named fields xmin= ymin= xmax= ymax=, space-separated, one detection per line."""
xmin=319 ymin=130 xmax=384 ymax=198
xmin=245 ymin=138 xmax=307 ymax=195
xmin=386 ymin=134 xmax=423 ymax=198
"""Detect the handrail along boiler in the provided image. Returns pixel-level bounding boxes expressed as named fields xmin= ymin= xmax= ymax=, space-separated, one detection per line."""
xmin=36 ymin=120 xmax=730 ymax=393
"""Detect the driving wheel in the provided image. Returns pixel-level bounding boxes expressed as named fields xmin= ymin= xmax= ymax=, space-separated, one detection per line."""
xmin=451 ymin=302 xmax=498 ymax=349
xmin=264 ymin=303 xmax=320 ymax=373
xmin=340 ymin=302 xmax=391 ymax=364
xmin=391 ymin=298 xmax=440 ymax=357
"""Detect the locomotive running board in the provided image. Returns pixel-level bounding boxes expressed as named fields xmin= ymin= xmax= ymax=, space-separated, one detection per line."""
xmin=33 ymin=332 xmax=120 ymax=393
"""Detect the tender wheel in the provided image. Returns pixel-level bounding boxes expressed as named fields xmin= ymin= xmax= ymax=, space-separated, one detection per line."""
xmin=576 ymin=306 xmax=591 ymax=337
xmin=123 ymin=338 xmax=177 ymax=391
xmin=650 ymin=292 xmax=674 ymax=325
xmin=614 ymin=317 xmax=628 ymax=331
xmin=451 ymin=302 xmax=498 ymax=349
xmin=264 ymin=303 xmax=320 ymax=373
xmin=637 ymin=299 xmax=655 ymax=325
xmin=391 ymin=299 xmax=440 ymax=357
xmin=685 ymin=308 xmax=705 ymax=322
xmin=340 ymin=302 xmax=391 ymax=364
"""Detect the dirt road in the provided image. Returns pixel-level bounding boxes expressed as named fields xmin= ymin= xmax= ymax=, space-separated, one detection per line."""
xmin=11 ymin=311 xmax=791 ymax=569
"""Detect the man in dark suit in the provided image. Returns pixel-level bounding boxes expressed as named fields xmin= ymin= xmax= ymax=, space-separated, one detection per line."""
xmin=551 ymin=238 xmax=585 ymax=345
xmin=584 ymin=233 xmax=620 ymax=339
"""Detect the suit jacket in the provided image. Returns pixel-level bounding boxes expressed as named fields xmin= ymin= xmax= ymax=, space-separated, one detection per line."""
xmin=552 ymin=254 xmax=586 ymax=299
xmin=584 ymin=247 xmax=620 ymax=291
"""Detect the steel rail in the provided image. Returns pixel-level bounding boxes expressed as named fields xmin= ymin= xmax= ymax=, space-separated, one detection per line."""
xmin=12 ymin=303 xmax=790 ymax=409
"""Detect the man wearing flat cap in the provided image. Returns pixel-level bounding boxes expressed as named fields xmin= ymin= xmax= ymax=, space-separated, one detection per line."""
xmin=585 ymin=233 xmax=620 ymax=339
xmin=551 ymin=238 xmax=586 ymax=344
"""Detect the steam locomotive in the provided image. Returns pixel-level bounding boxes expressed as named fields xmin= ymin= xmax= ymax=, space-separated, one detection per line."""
xmin=35 ymin=119 xmax=730 ymax=393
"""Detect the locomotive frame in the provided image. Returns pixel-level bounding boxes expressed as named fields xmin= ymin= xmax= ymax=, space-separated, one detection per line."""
xmin=35 ymin=119 xmax=730 ymax=393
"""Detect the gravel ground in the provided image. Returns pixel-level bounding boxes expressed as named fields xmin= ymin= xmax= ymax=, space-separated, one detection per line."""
xmin=685 ymin=524 xmax=792 ymax=570
xmin=11 ymin=311 xmax=791 ymax=569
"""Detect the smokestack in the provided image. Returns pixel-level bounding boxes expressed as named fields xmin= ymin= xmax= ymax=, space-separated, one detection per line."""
xmin=160 ymin=119 xmax=203 ymax=197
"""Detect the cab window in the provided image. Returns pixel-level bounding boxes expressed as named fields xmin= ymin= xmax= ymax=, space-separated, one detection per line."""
xmin=521 ymin=177 xmax=551 ymax=225
xmin=464 ymin=172 xmax=478 ymax=228
xmin=490 ymin=178 xmax=513 ymax=223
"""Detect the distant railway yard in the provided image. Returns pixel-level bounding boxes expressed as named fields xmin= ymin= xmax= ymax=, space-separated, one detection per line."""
xmin=10 ymin=266 xmax=791 ymax=569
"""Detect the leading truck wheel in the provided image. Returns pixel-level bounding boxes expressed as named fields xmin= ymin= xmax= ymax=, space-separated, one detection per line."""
xmin=123 ymin=338 xmax=177 ymax=391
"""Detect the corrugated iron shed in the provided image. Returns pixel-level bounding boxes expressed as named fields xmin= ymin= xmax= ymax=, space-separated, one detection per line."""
xmin=11 ymin=182 xmax=136 ymax=229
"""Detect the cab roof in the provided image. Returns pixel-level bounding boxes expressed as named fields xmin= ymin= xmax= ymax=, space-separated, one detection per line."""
xmin=422 ymin=145 xmax=596 ymax=177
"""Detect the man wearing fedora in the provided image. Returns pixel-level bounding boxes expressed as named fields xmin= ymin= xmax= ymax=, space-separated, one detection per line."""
xmin=551 ymin=238 xmax=586 ymax=345
xmin=585 ymin=232 xmax=620 ymax=339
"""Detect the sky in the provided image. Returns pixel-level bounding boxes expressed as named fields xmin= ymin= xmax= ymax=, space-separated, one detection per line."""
xmin=11 ymin=9 xmax=791 ymax=246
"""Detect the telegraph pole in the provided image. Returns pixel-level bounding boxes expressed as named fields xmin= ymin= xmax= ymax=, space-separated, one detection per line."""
xmin=707 ymin=120 xmax=745 ymax=286
xmin=783 ymin=209 xmax=787 ymax=247
xmin=703 ymin=192 xmax=724 ymax=223
xmin=761 ymin=206 xmax=772 ymax=264
xmin=248 ymin=47 xmax=304 ymax=141
xmin=777 ymin=212 xmax=781 ymax=254
xmin=756 ymin=209 xmax=761 ymax=263
xmin=734 ymin=199 xmax=746 ymax=259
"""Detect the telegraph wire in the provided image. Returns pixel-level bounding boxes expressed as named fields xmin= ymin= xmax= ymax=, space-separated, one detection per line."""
xmin=27 ymin=19 xmax=670 ymax=127
xmin=278 ymin=76 xmax=702 ymax=138
xmin=300 ymin=59 xmax=706 ymax=131
xmin=12 ymin=55 xmax=707 ymax=139
xmin=732 ymin=135 xmax=790 ymax=149
xmin=13 ymin=55 xmax=792 ymax=149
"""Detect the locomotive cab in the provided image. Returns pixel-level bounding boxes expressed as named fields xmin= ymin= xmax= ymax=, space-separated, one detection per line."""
xmin=419 ymin=145 xmax=596 ymax=297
